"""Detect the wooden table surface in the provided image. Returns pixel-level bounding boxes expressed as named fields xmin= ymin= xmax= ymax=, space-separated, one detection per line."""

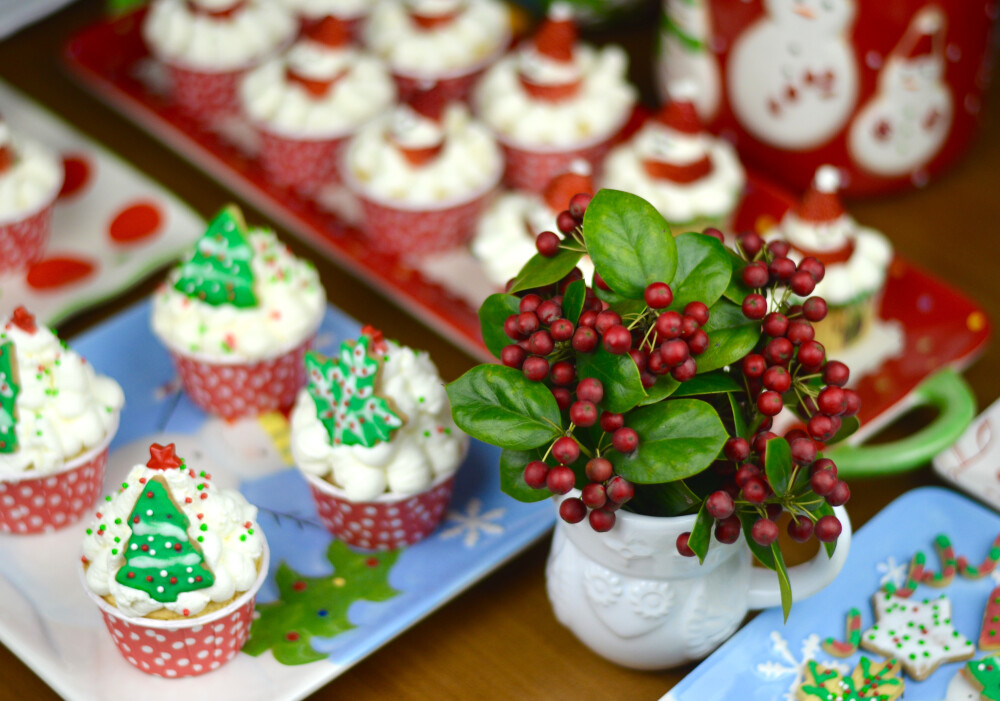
xmin=0 ymin=1 xmax=997 ymax=699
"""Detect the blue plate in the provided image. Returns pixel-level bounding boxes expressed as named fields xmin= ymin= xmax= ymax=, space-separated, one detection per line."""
xmin=665 ymin=487 xmax=1000 ymax=701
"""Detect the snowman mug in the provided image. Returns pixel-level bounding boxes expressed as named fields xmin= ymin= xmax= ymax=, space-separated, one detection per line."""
xmin=656 ymin=0 xmax=997 ymax=196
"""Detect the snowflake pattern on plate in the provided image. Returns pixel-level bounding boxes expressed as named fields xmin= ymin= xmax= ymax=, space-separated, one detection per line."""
xmin=438 ymin=498 xmax=505 ymax=548
xmin=876 ymin=555 xmax=909 ymax=589
xmin=756 ymin=631 xmax=848 ymax=701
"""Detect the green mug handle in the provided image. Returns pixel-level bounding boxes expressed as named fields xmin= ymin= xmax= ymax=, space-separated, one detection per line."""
xmin=827 ymin=368 xmax=977 ymax=478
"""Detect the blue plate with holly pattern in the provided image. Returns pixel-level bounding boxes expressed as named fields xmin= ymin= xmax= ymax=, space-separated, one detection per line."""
xmin=0 ymin=299 xmax=555 ymax=701
xmin=662 ymin=487 xmax=1000 ymax=701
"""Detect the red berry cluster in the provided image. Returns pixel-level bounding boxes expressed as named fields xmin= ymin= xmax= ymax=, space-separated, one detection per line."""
xmin=535 ymin=193 xmax=592 ymax=257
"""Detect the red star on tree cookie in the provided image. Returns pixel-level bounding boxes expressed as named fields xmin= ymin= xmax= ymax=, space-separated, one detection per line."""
xmin=9 ymin=306 xmax=36 ymax=334
xmin=146 ymin=443 xmax=183 ymax=470
xmin=360 ymin=325 xmax=388 ymax=355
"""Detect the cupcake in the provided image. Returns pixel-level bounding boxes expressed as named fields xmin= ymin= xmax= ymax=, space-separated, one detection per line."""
xmin=143 ymin=0 xmax=296 ymax=121
xmin=0 ymin=119 xmax=64 ymax=273
xmin=0 ymin=307 xmax=124 ymax=534
xmin=80 ymin=443 xmax=268 ymax=677
xmin=471 ymin=163 xmax=595 ymax=288
xmin=290 ymin=327 xmax=468 ymax=549
xmin=472 ymin=4 xmax=636 ymax=192
xmin=240 ymin=16 xmax=396 ymax=194
xmin=343 ymin=90 xmax=503 ymax=256
xmin=765 ymin=166 xmax=893 ymax=351
xmin=277 ymin=0 xmax=371 ymax=37
xmin=363 ymin=0 xmax=511 ymax=103
xmin=601 ymin=88 xmax=745 ymax=234
xmin=151 ymin=205 xmax=326 ymax=419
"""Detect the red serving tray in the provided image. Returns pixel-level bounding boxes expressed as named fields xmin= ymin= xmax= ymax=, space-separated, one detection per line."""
xmin=63 ymin=11 xmax=990 ymax=437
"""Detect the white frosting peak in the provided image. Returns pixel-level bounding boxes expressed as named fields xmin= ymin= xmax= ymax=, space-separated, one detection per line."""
xmin=0 ymin=131 xmax=63 ymax=224
xmin=0 ymin=317 xmax=124 ymax=478
xmin=814 ymin=165 xmax=841 ymax=193
xmin=81 ymin=460 xmax=265 ymax=618
xmin=291 ymin=340 xmax=467 ymax=501
xmin=277 ymin=0 xmax=370 ymax=20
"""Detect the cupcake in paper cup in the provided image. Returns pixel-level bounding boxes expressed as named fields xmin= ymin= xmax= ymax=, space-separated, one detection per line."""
xmin=0 ymin=119 xmax=64 ymax=273
xmin=290 ymin=327 xmax=468 ymax=550
xmin=343 ymin=90 xmax=503 ymax=257
xmin=363 ymin=0 xmax=511 ymax=103
xmin=240 ymin=16 xmax=396 ymax=195
xmin=471 ymin=162 xmax=595 ymax=288
xmin=277 ymin=0 xmax=372 ymax=37
xmin=472 ymin=4 xmax=636 ymax=192
xmin=763 ymin=166 xmax=893 ymax=352
xmin=601 ymin=86 xmax=745 ymax=235
xmin=151 ymin=205 xmax=326 ymax=419
xmin=0 ymin=307 xmax=124 ymax=534
xmin=80 ymin=443 xmax=268 ymax=678
xmin=143 ymin=0 xmax=296 ymax=121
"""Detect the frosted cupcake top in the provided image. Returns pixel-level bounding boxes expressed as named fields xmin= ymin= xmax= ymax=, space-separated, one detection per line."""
xmin=363 ymin=0 xmax=510 ymax=77
xmin=345 ymin=100 xmax=501 ymax=205
xmin=601 ymin=98 xmax=745 ymax=225
xmin=291 ymin=330 xmax=467 ymax=501
xmin=240 ymin=18 xmax=396 ymax=138
xmin=152 ymin=206 xmax=325 ymax=361
xmin=0 ymin=122 xmax=64 ymax=224
xmin=81 ymin=443 xmax=265 ymax=618
xmin=473 ymin=7 xmax=635 ymax=147
xmin=769 ymin=166 xmax=893 ymax=306
xmin=143 ymin=0 xmax=296 ymax=72
xmin=277 ymin=0 xmax=371 ymax=20
xmin=0 ymin=308 xmax=124 ymax=479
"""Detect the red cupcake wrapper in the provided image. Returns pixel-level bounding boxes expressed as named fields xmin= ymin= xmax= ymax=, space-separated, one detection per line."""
xmin=256 ymin=128 xmax=349 ymax=194
xmin=0 ymin=203 xmax=54 ymax=273
xmin=500 ymin=136 xmax=617 ymax=193
xmin=393 ymin=69 xmax=485 ymax=105
xmin=0 ymin=421 xmax=115 ymax=535
xmin=82 ymin=544 xmax=269 ymax=678
xmin=169 ymin=340 xmax=311 ymax=420
xmin=305 ymin=472 xmax=456 ymax=550
xmin=354 ymin=188 xmax=495 ymax=257
xmin=165 ymin=62 xmax=246 ymax=121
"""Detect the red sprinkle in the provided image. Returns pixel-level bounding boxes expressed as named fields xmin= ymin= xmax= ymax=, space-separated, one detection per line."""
xmin=285 ymin=632 xmax=300 ymax=642
xmin=292 ymin=581 xmax=307 ymax=592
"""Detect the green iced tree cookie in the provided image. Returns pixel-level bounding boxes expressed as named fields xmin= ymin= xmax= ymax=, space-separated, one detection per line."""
xmin=174 ymin=205 xmax=258 ymax=308
xmin=243 ymin=541 xmax=400 ymax=665
xmin=0 ymin=342 xmax=18 ymax=454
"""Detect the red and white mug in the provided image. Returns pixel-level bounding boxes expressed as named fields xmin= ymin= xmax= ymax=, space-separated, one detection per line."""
xmin=656 ymin=0 xmax=998 ymax=196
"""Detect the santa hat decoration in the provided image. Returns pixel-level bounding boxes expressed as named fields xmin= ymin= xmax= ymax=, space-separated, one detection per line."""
xmin=392 ymin=88 xmax=447 ymax=167
xmin=653 ymin=97 xmax=703 ymax=137
xmin=286 ymin=17 xmax=352 ymax=97
xmin=795 ymin=165 xmax=846 ymax=224
xmin=519 ymin=4 xmax=581 ymax=101
xmin=406 ymin=0 xmax=463 ymax=30
xmin=643 ymin=93 xmax=713 ymax=184
xmin=542 ymin=160 xmax=593 ymax=213
xmin=186 ymin=0 xmax=247 ymax=20
xmin=903 ymin=8 xmax=943 ymax=61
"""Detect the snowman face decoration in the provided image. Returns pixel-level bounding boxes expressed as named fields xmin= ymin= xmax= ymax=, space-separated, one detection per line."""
xmin=886 ymin=55 xmax=944 ymax=99
xmin=763 ymin=0 xmax=855 ymax=35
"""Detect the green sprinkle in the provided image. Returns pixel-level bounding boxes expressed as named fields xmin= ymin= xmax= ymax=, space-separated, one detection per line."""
xmin=114 ymin=518 xmax=121 ymax=525
xmin=197 ymin=536 xmax=204 ymax=543
xmin=200 ymin=524 xmax=208 ymax=531
xmin=86 ymin=529 xmax=92 ymax=535
xmin=240 ymin=534 xmax=246 ymax=542
xmin=122 ymin=482 xmax=128 ymax=490
xmin=248 ymin=528 xmax=254 ymax=535
xmin=111 ymin=549 xmax=117 ymax=555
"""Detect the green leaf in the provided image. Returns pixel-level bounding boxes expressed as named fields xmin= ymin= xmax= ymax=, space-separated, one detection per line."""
xmin=772 ymin=542 xmax=793 ymax=621
xmin=827 ymin=415 xmax=861 ymax=445
xmin=638 ymin=374 xmax=680 ymax=406
xmin=697 ymin=299 xmax=762 ymax=373
xmin=764 ymin=437 xmax=793 ymax=497
xmin=723 ymin=248 xmax=754 ymax=304
xmin=576 ymin=346 xmax=646 ymax=415
xmin=737 ymin=510 xmax=776 ymax=569
xmin=671 ymin=371 xmax=741 ymax=397
xmin=608 ymin=399 xmax=728 ymax=483
xmin=668 ymin=233 xmax=733 ymax=311
xmin=447 ymin=366 xmax=562 ymax=450
xmin=478 ymin=293 xmax=521 ymax=359
xmin=689 ymin=502 xmax=713 ymax=564
xmin=582 ymin=189 xmax=677 ymax=299
xmin=629 ymin=481 xmax=702 ymax=516
xmin=562 ymin=279 xmax=587 ymax=325
xmin=728 ymin=392 xmax=749 ymax=440
xmin=815 ymin=502 xmax=838 ymax=557
xmin=498 ymin=448 xmax=552 ymax=503
xmin=509 ymin=249 xmax=583 ymax=294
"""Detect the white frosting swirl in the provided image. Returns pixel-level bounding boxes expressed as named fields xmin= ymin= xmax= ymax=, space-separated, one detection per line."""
xmin=240 ymin=41 xmax=396 ymax=138
xmin=277 ymin=0 xmax=370 ymax=20
xmin=0 ymin=318 xmax=124 ymax=478
xmin=601 ymin=124 xmax=745 ymax=224
xmin=291 ymin=340 xmax=468 ymax=501
xmin=143 ymin=0 xmax=296 ymax=72
xmin=345 ymin=104 xmax=502 ymax=205
xmin=0 ymin=128 xmax=64 ymax=225
xmin=363 ymin=0 xmax=510 ymax=77
xmin=473 ymin=44 xmax=636 ymax=147
xmin=81 ymin=461 xmax=265 ymax=618
xmin=152 ymin=229 xmax=326 ymax=361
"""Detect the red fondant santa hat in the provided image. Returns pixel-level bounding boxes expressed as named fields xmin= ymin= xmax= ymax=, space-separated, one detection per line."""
xmin=393 ymin=86 xmax=447 ymax=166
xmin=653 ymin=82 xmax=703 ymax=136
xmin=642 ymin=82 xmax=713 ymax=183
xmin=305 ymin=14 xmax=351 ymax=49
xmin=543 ymin=160 xmax=593 ymax=212
xmin=903 ymin=8 xmax=944 ymax=61
xmin=406 ymin=0 xmax=463 ymax=30
xmin=795 ymin=165 xmax=846 ymax=224
xmin=532 ymin=3 xmax=577 ymax=63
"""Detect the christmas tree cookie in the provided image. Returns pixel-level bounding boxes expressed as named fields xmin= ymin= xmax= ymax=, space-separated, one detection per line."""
xmin=0 ymin=341 xmax=19 ymax=454
xmin=861 ymin=592 xmax=975 ymax=681
xmin=964 ymin=656 xmax=1000 ymax=700
xmin=796 ymin=657 xmax=904 ymax=701
xmin=174 ymin=206 xmax=257 ymax=308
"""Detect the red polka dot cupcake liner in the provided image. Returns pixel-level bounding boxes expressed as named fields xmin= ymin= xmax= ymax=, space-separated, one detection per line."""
xmin=80 ymin=544 xmax=270 ymax=678
xmin=255 ymin=126 xmax=350 ymax=195
xmin=392 ymin=41 xmax=508 ymax=105
xmin=0 ymin=415 xmax=117 ymax=535
xmin=0 ymin=200 xmax=56 ymax=274
xmin=499 ymin=134 xmax=618 ymax=193
xmin=304 ymin=471 xmax=456 ymax=550
xmin=168 ymin=340 xmax=311 ymax=420
xmin=164 ymin=62 xmax=247 ymax=121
